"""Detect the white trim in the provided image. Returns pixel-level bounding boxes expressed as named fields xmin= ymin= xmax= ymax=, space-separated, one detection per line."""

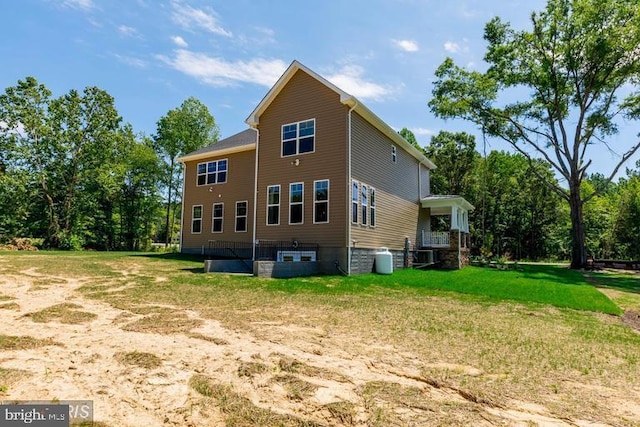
xmin=252 ymin=127 xmax=260 ymax=260
xmin=191 ymin=204 xmax=203 ymax=234
xmin=266 ymin=184 xmax=280 ymax=226
xmin=313 ymin=179 xmax=329 ymax=224
xmin=179 ymin=143 xmax=255 ymax=163
xmin=235 ymin=200 xmax=248 ymax=233
xmin=211 ymin=202 xmax=224 ymax=233
xmin=288 ymin=182 xmax=304 ymax=225
xmin=347 ymin=100 xmax=358 ymax=276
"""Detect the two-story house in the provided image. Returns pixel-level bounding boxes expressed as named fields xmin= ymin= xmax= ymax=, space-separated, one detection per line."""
xmin=179 ymin=60 xmax=473 ymax=277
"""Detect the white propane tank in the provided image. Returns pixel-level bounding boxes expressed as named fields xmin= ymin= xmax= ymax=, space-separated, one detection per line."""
xmin=375 ymin=247 xmax=393 ymax=274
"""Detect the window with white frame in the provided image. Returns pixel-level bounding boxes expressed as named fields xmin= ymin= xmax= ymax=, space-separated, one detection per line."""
xmin=351 ymin=180 xmax=358 ymax=223
xmin=267 ymin=185 xmax=280 ymax=225
xmin=212 ymin=203 xmax=223 ymax=233
xmin=282 ymin=119 xmax=315 ymax=156
xmin=370 ymin=187 xmax=376 ymax=227
xmin=197 ymin=159 xmax=227 ymax=186
xmin=361 ymin=184 xmax=368 ymax=225
xmin=392 ymin=145 xmax=397 ymax=163
xmin=191 ymin=205 xmax=202 ymax=234
xmin=235 ymin=201 xmax=247 ymax=232
xmin=289 ymin=182 xmax=304 ymax=224
xmin=313 ymin=180 xmax=329 ymax=223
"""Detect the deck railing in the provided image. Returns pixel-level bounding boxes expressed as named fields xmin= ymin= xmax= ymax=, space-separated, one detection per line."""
xmin=421 ymin=231 xmax=450 ymax=248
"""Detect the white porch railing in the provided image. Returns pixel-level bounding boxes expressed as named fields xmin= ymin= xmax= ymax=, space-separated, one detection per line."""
xmin=421 ymin=230 xmax=450 ymax=248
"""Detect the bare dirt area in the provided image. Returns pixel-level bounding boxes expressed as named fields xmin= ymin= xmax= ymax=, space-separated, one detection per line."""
xmin=1 ymin=261 xmax=639 ymax=426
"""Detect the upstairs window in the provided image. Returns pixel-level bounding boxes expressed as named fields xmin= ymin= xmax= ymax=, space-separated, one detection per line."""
xmin=282 ymin=119 xmax=315 ymax=156
xmin=392 ymin=146 xmax=397 ymax=163
xmin=197 ymin=159 xmax=227 ymax=186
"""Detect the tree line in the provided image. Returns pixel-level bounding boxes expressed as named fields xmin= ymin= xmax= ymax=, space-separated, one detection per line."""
xmin=0 ymin=77 xmax=218 ymax=250
xmin=411 ymin=129 xmax=640 ymax=261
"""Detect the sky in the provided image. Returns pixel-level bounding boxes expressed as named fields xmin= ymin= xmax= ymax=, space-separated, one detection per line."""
xmin=2 ymin=0 xmax=638 ymax=180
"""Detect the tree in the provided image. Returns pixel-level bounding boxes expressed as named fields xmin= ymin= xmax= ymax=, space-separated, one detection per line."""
xmin=429 ymin=0 xmax=640 ymax=268
xmin=424 ymin=131 xmax=478 ymax=196
xmin=154 ymin=97 xmax=219 ymax=246
xmin=398 ymin=127 xmax=421 ymax=149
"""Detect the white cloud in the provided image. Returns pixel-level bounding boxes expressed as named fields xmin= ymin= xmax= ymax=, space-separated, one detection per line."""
xmin=113 ymin=54 xmax=147 ymax=68
xmin=158 ymin=50 xmax=287 ymax=87
xmin=171 ymin=1 xmax=231 ymax=37
xmin=411 ymin=127 xmax=435 ymax=136
xmin=61 ymin=0 xmax=93 ymax=10
xmin=393 ymin=39 xmax=419 ymax=52
xmin=171 ymin=35 xmax=188 ymax=47
xmin=444 ymin=41 xmax=460 ymax=53
xmin=118 ymin=25 xmax=140 ymax=38
xmin=326 ymin=65 xmax=394 ymax=101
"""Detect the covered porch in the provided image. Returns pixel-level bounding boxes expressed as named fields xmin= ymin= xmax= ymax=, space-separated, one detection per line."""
xmin=418 ymin=195 xmax=474 ymax=269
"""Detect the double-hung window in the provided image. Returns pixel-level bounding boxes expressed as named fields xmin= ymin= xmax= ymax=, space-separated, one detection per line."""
xmin=361 ymin=184 xmax=368 ymax=226
xmin=351 ymin=180 xmax=359 ymax=223
xmin=392 ymin=146 xmax=397 ymax=163
xmin=369 ymin=187 xmax=376 ymax=227
xmin=267 ymin=185 xmax=280 ymax=225
xmin=197 ymin=159 xmax=228 ymax=186
xmin=212 ymin=203 xmax=223 ymax=233
xmin=282 ymin=119 xmax=315 ymax=156
xmin=289 ymin=183 xmax=304 ymax=224
xmin=313 ymin=180 xmax=329 ymax=223
xmin=191 ymin=205 xmax=202 ymax=234
xmin=235 ymin=201 xmax=247 ymax=232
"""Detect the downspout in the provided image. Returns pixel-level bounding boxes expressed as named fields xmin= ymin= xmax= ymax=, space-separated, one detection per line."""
xmin=251 ymin=126 xmax=260 ymax=263
xmin=179 ymin=162 xmax=186 ymax=252
xmin=347 ymin=99 xmax=358 ymax=275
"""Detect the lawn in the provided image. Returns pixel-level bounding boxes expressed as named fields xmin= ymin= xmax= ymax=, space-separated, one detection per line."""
xmin=1 ymin=251 xmax=639 ymax=426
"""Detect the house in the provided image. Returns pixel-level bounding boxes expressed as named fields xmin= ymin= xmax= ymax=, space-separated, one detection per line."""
xmin=179 ymin=60 xmax=473 ymax=277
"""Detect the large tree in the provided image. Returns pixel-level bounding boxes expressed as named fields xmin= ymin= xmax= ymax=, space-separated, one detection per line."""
xmin=154 ymin=97 xmax=219 ymax=246
xmin=429 ymin=0 xmax=640 ymax=268
xmin=424 ymin=131 xmax=478 ymax=196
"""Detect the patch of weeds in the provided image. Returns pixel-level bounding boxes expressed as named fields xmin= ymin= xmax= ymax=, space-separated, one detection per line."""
xmin=0 ymin=294 xmax=13 ymax=301
xmin=114 ymin=351 xmax=162 ymax=369
xmin=0 ymin=335 xmax=61 ymax=350
xmin=25 ymin=303 xmax=97 ymax=324
xmin=273 ymin=374 xmax=318 ymax=401
xmin=187 ymin=332 xmax=229 ymax=345
xmin=323 ymin=401 xmax=356 ymax=425
xmin=121 ymin=312 xmax=202 ymax=334
xmin=277 ymin=356 xmax=348 ymax=382
xmin=189 ymin=376 xmax=324 ymax=426
xmin=0 ymin=367 xmax=28 ymax=392
xmin=0 ymin=302 xmax=20 ymax=310
xmin=238 ymin=361 xmax=269 ymax=378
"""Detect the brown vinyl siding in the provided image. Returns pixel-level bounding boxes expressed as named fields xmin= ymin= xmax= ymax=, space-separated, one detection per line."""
xmin=182 ymin=149 xmax=256 ymax=252
xmin=255 ymin=69 xmax=348 ymax=247
xmin=350 ymin=112 xmax=423 ymax=249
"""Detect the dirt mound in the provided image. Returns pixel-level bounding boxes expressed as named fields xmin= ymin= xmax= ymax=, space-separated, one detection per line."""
xmin=622 ymin=310 xmax=640 ymax=332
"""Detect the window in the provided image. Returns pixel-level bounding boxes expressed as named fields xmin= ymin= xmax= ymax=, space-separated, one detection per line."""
xmin=370 ymin=187 xmax=376 ymax=227
xmin=191 ymin=205 xmax=202 ymax=234
xmin=314 ymin=180 xmax=329 ymax=223
xmin=392 ymin=146 xmax=397 ymax=163
xmin=197 ymin=159 xmax=228 ymax=186
xmin=361 ymin=184 xmax=368 ymax=225
xmin=351 ymin=180 xmax=358 ymax=223
xmin=212 ymin=203 xmax=223 ymax=233
xmin=282 ymin=119 xmax=315 ymax=156
xmin=235 ymin=201 xmax=248 ymax=232
xmin=267 ymin=185 xmax=280 ymax=225
xmin=289 ymin=183 xmax=304 ymax=224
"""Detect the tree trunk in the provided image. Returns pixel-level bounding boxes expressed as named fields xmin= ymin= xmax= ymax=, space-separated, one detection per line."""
xmin=569 ymin=183 xmax=586 ymax=269
xmin=164 ymin=159 xmax=174 ymax=247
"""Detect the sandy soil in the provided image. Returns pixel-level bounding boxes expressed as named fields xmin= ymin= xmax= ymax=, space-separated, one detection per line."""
xmin=0 ymin=268 xmax=637 ymax=426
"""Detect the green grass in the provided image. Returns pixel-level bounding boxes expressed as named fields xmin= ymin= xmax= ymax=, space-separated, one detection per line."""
xmin=262 ymin=265 xmax=621 ymax=315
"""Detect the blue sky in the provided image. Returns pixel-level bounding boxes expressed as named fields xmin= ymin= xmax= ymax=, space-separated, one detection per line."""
xmin=2 ymin=0 xmax=638 ymax=179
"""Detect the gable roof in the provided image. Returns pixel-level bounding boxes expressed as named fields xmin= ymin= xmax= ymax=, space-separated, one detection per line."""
xmin=245 ymin=60 xmax=436 ymax=169
xmin=179 ymin=128 xmax=256 ymax=163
